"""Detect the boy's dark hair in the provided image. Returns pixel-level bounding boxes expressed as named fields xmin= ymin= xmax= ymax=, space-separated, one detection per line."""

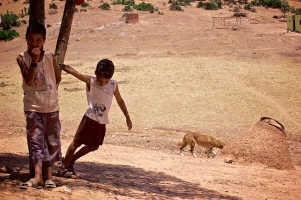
xmin=26 ymin=22 xmax=46 ymax=39
xmin=95 ymin=59 xmax=115 ymax=79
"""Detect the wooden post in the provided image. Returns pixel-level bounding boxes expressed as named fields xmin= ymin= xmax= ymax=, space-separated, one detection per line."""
xmin=54 ymin=0 xmax=77 ymax=65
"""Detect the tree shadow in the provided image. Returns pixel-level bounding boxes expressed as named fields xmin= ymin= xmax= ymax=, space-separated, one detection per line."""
xmin=0 ymin=153 xmax=241 ymax=199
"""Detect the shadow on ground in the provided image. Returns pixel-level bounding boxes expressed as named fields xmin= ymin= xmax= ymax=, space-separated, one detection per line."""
xmin=0 ymin=153 xmax=241 ymax=199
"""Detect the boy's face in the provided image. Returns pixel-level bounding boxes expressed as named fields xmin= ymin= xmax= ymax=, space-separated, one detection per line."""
xmin=96 ymin=75 xmax=111 ymax=87
xmin=26 ymin=33 xmax=45 ymax=51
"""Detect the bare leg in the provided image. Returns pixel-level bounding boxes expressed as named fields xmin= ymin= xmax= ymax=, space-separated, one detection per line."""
xmin=70 ymin=145 xmax=97 ymax=163
xmin=34 ymin=162 xmax=44 ymax=186
xmin=62 ymin=142 xmax=81 ymax=169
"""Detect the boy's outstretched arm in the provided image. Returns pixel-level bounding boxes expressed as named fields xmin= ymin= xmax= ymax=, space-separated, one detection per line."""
xmin=59 ymin=64 xmax=90 ymax=85
xmin=114 ymin=84 xmax=132 ymax=130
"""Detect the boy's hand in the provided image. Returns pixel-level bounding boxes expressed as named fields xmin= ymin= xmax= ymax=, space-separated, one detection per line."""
xmin=31 ymin=47 xmax=41 ymax=63
xmin=126 ymin=117 xmax=132 ymax=130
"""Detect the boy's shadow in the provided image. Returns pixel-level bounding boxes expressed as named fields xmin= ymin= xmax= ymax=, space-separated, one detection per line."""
xmin=0 ymin=153 xmax=241 ymax=199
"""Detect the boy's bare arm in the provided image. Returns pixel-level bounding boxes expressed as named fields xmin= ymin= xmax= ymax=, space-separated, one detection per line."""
xmin=16 ymin=55 xmax=36 ymax=86
xmin=114 ymin=84 xmax=132 ymax=130
xmin=52 ymin=55 xmax=61 ymax=85
xmin=59 ymin=64 xmax=90 ymax=85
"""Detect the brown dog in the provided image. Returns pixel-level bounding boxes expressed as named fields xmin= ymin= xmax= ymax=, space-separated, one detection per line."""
xmin=177 ymin=132 xmax=225 ymax=158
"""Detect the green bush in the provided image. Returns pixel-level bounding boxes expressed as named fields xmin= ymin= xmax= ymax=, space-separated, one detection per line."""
xmin=0 ymin=12 xmax=20 ymax=30
xmin=81 ymin=2 xmax=89 ymax=7
xmin=262 ymin=0 xmax=281 ymax=8
xmin=0 ymin=29 xmax=20 ymax=42
xmin=122 ymin=5 xmax=133 ymax=11
xmin=204 ymin=2 xmax=218 ymax=10
xmin=197 ymin=1 xmax=203 ymax=8
xmin=133 ymin=2 xmax=154 ymax=11
xmin=169 ymin=0 xmax=183 ymax=11
xmin=99 ymin=2 xmax=111 ymax=10
xmin=244 ymin=3 xmax=253 ymax=10
xmin=112 ymin=0 xmax=135 ymax=6
xmin=291 ymin=7 xmax=301 ymax=14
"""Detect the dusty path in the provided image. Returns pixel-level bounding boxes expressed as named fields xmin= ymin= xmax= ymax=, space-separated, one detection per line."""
xmin=1 ymin=136 xmax=301 ymax=200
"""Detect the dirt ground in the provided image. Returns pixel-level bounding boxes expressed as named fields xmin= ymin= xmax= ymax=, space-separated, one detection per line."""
xmin=1 ymin=0 xmax=301 ymax=199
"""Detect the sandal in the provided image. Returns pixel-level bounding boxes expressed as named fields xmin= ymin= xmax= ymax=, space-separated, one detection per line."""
xmin=21 ymin=178 xmax=43 ymax=189
xmin=45 ymin=179 xmax=56 ymax=188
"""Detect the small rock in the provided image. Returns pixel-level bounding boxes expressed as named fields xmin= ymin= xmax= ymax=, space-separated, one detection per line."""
xmin=224 ymin=157 xmax=234 ymax=164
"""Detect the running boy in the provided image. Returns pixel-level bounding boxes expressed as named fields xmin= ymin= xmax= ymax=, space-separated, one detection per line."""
xmin=17 ymin=22 xmax=62 ymax=188
xmin=58 ymin=59 xmax=132 ymax=177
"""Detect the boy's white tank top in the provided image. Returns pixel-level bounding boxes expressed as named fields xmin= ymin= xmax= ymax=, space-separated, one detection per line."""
xmin=21 ymin=51 xmax=59 ymax=113
xmin=84 ymin=77 xmax=116 ymax=124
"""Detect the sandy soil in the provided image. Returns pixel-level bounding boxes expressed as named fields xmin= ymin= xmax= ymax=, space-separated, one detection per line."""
xmin=1 ymin=0 xmax=301 ymax=199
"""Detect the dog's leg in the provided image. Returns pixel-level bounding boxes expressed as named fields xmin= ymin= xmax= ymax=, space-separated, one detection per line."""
xmin=180 ymin=142 xmax=187 ymax=156
xmin=212 ymin=149 xmax=217 ymax=157
xmin=190 ymin=141 xmax=197 ymax=158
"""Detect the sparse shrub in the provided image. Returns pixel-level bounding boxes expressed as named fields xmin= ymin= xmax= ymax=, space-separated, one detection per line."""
xmin=122 ymin=5 xmax=133 ymax=11
xmin=197 ymin=1 xmax=204 ymax=7
xmin=262 ymin=0 xmax=281 ymax=8
xmin=49 ymin=2 xmax=58 ymax=9
xmin=80 ymin=8 xmax=87 ymax=12
xmin=99 ymin=2 xmax=111 ymax=10
xmin=21 ymin=19 xmax=27 ymax=24
xmin=180 ymin=2 xmax=186 ymax=6
xmin=215 ymin=0 xmax=222 ymax=8
xmin=74 ymin=7 xmax=78 ymax=12
xmin=233 ymin=6 xmax=240 ymax=12
xmin=250 ymin=7 xmax=257 ymax=12
xmin=291 ymin=7 xmax=301 ymax=14
xmin=0 ymin=29 xmax=20 ymax=41
xmin=244 ymin=3 xmax=253 ymax=10
xmin=169 ymin=0 xmax=183 ymax=11
xmin=203 ymin=2 xmax=218 ymax=10
xmin=112 ymin=0 xmax=135 ymax=6
xmin=0 ymin=12 xmax=20 ymax=30
xmin=81 ymin=2 xmax=89 ymax=7
xmin=251 ymin=0 xmax=263 ymax=6
xmin=133 ymin=2 xmax=154 ymax=11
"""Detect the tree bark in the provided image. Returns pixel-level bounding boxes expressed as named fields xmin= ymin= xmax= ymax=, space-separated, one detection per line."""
xmin=54 ymin=0 xmax=77 ymax=65
xmin=29 ymin=0 xmax=45 ymax=25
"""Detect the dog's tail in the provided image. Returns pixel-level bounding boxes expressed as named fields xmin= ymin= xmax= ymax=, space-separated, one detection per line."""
xmin=177 ymin=141 xmax=184 ymax=146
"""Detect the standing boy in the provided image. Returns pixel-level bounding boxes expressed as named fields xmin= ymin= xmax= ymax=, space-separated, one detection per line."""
xmin=17 ymin=22 xmax=62 ymax=188
xmin=58 ymin=59 xmax=132 ymax=177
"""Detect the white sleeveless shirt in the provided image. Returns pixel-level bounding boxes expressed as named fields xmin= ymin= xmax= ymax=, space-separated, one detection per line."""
xmin=21 ymin=51 xmax=59 ymax=113
xmin=84 ymin=77 xmax=116 ymax=124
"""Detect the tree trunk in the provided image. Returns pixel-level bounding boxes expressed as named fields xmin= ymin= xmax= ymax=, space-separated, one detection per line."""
xmin=29 ymin=0 xmax=45 ymax=25
xmin=54 ymin=0 xmax=77 ymax=65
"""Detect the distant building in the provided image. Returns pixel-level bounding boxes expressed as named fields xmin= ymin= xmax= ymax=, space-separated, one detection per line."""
xmin=287 ymin=14 xmax=301 ymax=33
xmin=125 ymin=13 xmax=139 ymax=24
xmin=287 ymin=15 xmax=295 ymax=31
